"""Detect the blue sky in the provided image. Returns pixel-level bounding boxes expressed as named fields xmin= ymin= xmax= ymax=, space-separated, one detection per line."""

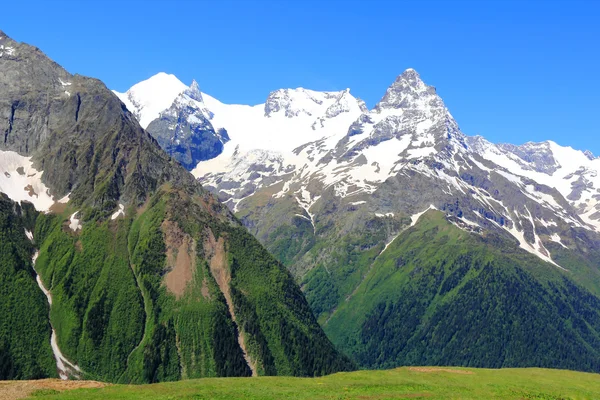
xmin=2 ymin=0 xmax=599 ymax=153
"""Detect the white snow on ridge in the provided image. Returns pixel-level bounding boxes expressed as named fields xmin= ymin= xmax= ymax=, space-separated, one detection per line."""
xmin=480 ymin=203 xmax=566 ymax=270
xmin=295 ymin=189 xmax=320 ymax=233
xmin=410 ymin=205 xmax=437 ymax=226
xmin=375 ymin=212 xmax=395 ymax=218
xmin=550 ymin=233 xmax=568 ymax=248
xmin=117 ymin=71 xmax=459 ymax=206
xmin=111 ymin=203 xmax=125 ymax=220
xmin=57 ymin=193 xmax=71 ymax=204
xmin=197 ymin=88 xmax=364 ymax=158
xmin=113 ymin=72 xmax=188 ymax=128
xmin=69 ymin=212 xmax=82 ymax=231
xmin=474 ymin=137 xmax=600 ymax=231
xmin=192 ymin=87 xmax=368 ymax=199
xmin=0 ymin=150 xmax=56 ymax=212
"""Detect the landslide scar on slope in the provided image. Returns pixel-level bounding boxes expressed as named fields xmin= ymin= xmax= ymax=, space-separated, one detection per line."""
xmin=203 ymin=229 xmax=258 ymax=376
xmin=162 ymin=220 xmax=196 ymax=299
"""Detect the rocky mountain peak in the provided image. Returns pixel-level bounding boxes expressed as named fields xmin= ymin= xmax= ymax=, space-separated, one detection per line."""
xmin=397 ymin=67 xmax=422 ymax=83
xmin=185 ymin=79 xmax=204 ymax=102
xmin=375 ymin=68 xmax=443 ymax=112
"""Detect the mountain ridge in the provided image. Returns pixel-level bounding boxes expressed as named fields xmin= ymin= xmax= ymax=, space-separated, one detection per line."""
xmin=114 ymin=69 xmax=600 ymax=274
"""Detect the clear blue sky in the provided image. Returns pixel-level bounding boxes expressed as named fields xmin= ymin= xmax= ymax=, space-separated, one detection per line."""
xmin=2 ymin=0 xmax=599 ymax=153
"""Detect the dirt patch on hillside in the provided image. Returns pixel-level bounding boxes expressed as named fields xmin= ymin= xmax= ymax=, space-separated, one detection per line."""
xmin=48 ymin=201 xmax=67 ymax=214
xmin=407 ymin=367 xmax=474 ymax=375
xmin=204 ymin=231 xmax=229 ymax=291
xmin=0 ymin=379 xmax=106 ymax=400
xmin=162 ymin=220 xmax=196 ymax=299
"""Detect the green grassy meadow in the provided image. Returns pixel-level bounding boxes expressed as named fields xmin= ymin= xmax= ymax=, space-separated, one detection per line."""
xmin=27 ymin=367 xmax=600 ymax=399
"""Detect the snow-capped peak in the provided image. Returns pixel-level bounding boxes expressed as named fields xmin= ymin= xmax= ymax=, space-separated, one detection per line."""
xmin=375 ymin=68 xmax=443 ymax=112
xmin=113 ymin=72 xmax=187 ymax=128
xmin=164 ymin=80 xmax=214 ymax=121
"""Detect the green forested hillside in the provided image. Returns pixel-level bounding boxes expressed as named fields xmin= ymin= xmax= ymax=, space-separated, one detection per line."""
xmin=0 ymin=195 xmax=55 ymax=379
xmin=325 ymin=210 xmax=600 ymax=371
xmin=30 ymin=187 xmax=352 ymax=383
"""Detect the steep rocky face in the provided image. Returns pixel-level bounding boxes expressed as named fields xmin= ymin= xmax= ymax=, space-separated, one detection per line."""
xmin=0 ymin=32 xmax=201 ymax=212
xmin=0 ymin=30 xmax=353 ymax=382
xmin=146 ymin=81 xmax=229 ymax=170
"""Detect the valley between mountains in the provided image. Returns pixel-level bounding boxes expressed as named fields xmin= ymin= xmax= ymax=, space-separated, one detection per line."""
xmin=1 ymin=26 xmax=600 ymax=386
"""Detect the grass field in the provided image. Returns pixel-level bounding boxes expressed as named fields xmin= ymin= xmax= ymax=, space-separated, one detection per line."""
xmin=3 ymin=367 xmax=598 ymax=399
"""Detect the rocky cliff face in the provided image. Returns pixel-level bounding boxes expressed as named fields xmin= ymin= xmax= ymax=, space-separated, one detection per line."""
xmin=146 ymin=81 xmax=229 ymax=170
xmin=0 ymin=32 xmax=203 ymax=211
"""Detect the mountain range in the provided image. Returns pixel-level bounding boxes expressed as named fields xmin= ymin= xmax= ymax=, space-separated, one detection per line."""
xmin=115 ymin=67 xmax=600 ymax=371
xmin=2 ymin=26 xmax=600 ymax=382
xmin=0 ymin=30 xmax=352 ymax=381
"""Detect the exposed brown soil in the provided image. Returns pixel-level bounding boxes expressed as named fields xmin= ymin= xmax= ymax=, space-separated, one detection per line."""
xmin=0 ymin=379 xmax=106 ymax=400
xmin=162 ymin=220 xmax=196 ymax=299
xmin=407 ymin=367 xmax=474 ymax=375
xmin=48 ymin=201 xmax=67 ymax=214
xmin=204 ymin=231 xmax=228 ymax=290
xmin=23 ymin=184 xmax=37 ymax=198
xmin=203 ymin=229 xmax=258 ymax=376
